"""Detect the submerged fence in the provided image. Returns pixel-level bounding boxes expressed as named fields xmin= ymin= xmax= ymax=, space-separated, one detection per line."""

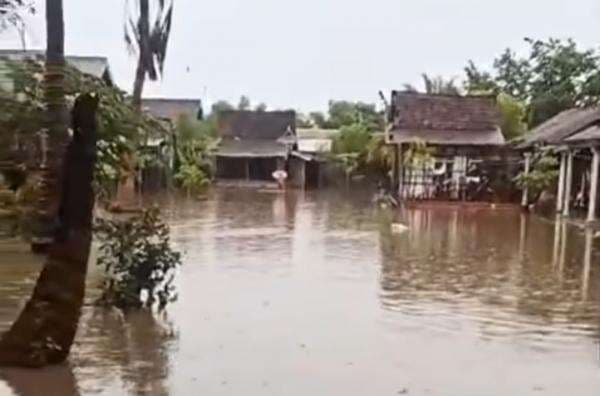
xmin=399 ymin=156 xmax=522 ymax=203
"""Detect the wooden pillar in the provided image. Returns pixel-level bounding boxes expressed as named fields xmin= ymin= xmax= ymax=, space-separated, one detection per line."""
xmin=587 ymin=147 xmax=600 ymax=223
xmin=556 ymin=151 xmax=567 ymax=213
xmin=562 ymin=150 xmax=574 ymax=217
xmin=521 ymin=152 xmax=531 ymax=208
xmin=582 ymin=228 xmax=593 ymax=300
xmin=392 ymin=144 xmax=399 ymax=194
xmin=398 ymin=143 xmax=404 ymax=199
xmin=245 ymin=158 xmax=250 ymax=180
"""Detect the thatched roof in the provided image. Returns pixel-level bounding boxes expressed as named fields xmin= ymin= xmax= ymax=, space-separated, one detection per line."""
xmin=0 ymin=49 xmax=113 ymax=85
xmin=142 ymin=98 xmax=202 ymax=122
xmin=217 ymin=110 xmax=295 ymax=140
xmin=565 ymin=125 xmax=600 ymax=143
xmin=389 ymin=91 xmax=504 ymax=146
xmin=521 ymin=107 xmax=600 ymax=147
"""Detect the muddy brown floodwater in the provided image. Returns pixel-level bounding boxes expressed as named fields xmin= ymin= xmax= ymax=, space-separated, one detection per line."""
xmin=1 ymin=188 xmax=600 ymax=395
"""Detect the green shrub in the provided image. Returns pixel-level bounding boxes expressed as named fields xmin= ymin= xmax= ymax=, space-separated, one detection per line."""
xmin=94 ymin=208 xmax=182 ymax=311
xmin=514 ymin=150 xmax=559 ymax=201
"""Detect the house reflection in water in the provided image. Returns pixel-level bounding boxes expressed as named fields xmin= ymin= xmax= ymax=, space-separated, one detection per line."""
xmin=379 ymin=207 xmax=600 ymax=345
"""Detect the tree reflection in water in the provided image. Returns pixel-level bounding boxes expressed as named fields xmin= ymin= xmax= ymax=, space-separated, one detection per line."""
xmin=0 ymin=364 xmax=79 ymax=396
xmin=1 ymin=308 xmax=177 ymax=396
xmin=74 ymin=308 xmax=177 ymax=396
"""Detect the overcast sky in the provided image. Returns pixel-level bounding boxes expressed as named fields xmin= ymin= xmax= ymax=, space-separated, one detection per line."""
xmin=1 ymin=0 xmax=600 ymax=112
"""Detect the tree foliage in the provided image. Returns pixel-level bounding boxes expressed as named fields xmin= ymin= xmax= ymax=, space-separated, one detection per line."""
xmin=514 ymin=149 xmax=559 ymax=201
xmin=95 ymin=207 xmax=182 ymax=311
xmin=237 ymin=95 xmax=251 ymax=110
xmin=0 ymin=0 xmax=34 ymax=46
xmin=404 ymin=74 xmax=461 ymax=95
xmin=0 ymin=59 xmax=171 ymax=199
xmin=327 ymin=100 xmax=382 ymax=131
xmin=465 ymin=38 xmax=600 ymax=127
xmin=497 ymin=93 xmax=527 ymax=141
xmin=125 ymin=0 xmax=174 ymax=109
xmin=173 ymin=114 xmax=219 ymax=194
xmin=211 ymin=100 xmax=234 ymax=114
xmin=332 ymin=123 xmax=371 ymax=154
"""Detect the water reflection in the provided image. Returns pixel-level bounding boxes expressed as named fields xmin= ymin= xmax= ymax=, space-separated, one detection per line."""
xmin=380 ymin=208 xmax=600 ymax=346
xmin=73 ymin=308 xmax=177 ymax=396
xmin=1 ymin=190 xmax=600 ymax=395
xmin=0 ymin=364 xmax=79 ymax=396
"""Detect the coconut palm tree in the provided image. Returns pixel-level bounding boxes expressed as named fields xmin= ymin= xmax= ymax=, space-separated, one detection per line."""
xmin=0 ymin=0 xmax=34 ymax=47
xmin=39 ymin=0 xmax=69 ymax=228
xmin=125 ymin=0 xmax=174 ymax=111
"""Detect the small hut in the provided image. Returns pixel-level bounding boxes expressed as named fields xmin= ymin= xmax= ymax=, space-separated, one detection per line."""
xmin=287 ymin=128 xmax=337 ymax=189
xmin=387 ymin=92 xmax=507 ymax=201
xmin=215 ymin=110 xmax=296 ymax=183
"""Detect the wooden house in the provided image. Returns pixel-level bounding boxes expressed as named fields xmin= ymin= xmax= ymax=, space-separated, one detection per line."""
xmin=387 ymin=92 xmax=507 ymax=200
xmin=215 ymin=110 xmax=296 ymax=183
xmin=520 ymin=107 xmax=600 ymax=222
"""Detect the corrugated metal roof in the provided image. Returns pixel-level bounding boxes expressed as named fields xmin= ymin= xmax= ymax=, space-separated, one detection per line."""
xmin=142 ymin=98 xmax=201 ymax=122
xmin=216 ymin=139 xmax=288 ymax=158
xmin=391 ymin=128 xmax=505 ymax=146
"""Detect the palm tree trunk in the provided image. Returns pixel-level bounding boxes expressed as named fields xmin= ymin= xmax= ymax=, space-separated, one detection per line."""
xmin=32 ymin=0 xmax=69 ymax=247
xmin=117 ymin=0 xmax=150 ymax=208
xmin=131 ymin=53 xmax=146 ymax=111
xmin=0 ymin=93 xmax=99 ymax=367
xmin=131 ymin=0 xmax=149 ymax=112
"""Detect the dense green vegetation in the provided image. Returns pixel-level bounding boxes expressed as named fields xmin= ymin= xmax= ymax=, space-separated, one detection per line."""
xmin=465 ymin=38 xmax=600 ymax=128
xmin=173 ymin=114 xmax=219 ymax=194
xmin=0 ymin=60 xmax=171 ymax=200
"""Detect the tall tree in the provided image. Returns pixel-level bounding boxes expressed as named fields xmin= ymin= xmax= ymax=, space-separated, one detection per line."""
xmin=36 ymin=0 xmax=69 ymax=243
xmin=465 ymin=38 xmax=600 ymax=127
xmin=125 ymin=0 xmax=174 ymax=111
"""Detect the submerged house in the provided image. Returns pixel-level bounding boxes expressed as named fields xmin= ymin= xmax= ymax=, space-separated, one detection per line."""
xmin=386 ymin=91 xmax=507 ymax=201
xmin=215 ymin=110 xmax=296 ymax=182
xmin=139 ymin=98 xmax=204 ymax=191
xmin=287 ymin=128 xmax=337 ymax=189
xmin=521 ymin=107 xmax=600 ymax=222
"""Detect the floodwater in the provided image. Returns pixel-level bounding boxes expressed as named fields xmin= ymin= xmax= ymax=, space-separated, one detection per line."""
xmin=1 ymin=188 xmax=600 ymax=396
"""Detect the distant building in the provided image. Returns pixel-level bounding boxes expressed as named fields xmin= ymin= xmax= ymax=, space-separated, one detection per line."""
xmin=287 ymin=128 xmax=338 ymax=189
xmin=215 ymin=110 xmax=296 ymax=183
xmin=141 ymin=98 xmax=203 ymax=123
xmin=0 ymin=49 xmax=113 ymax=88
xmin=387 ymin=91 xmax=506 ymax=200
